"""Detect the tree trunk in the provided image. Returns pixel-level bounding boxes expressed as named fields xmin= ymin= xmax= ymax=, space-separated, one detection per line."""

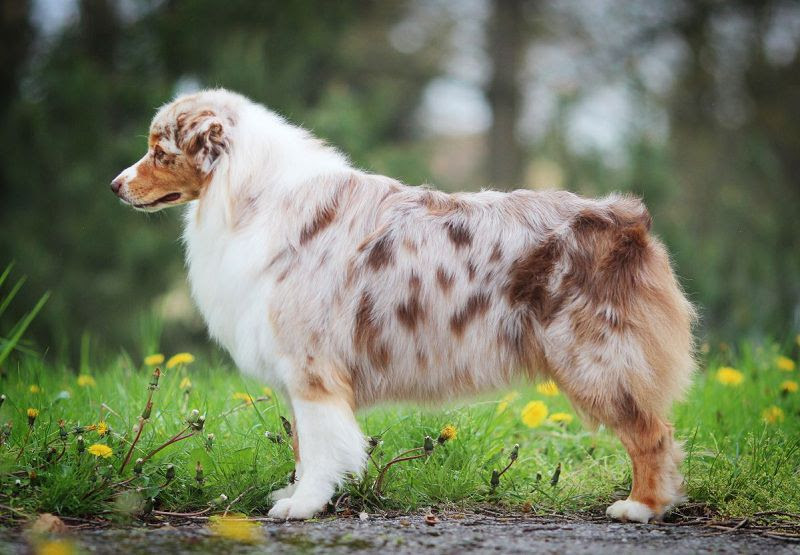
xmin=487 ymin=0 xmax=525 ymax=189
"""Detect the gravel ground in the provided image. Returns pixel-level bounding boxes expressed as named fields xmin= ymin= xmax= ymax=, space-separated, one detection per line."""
xmin=2 ymin=512 xmax=799 ymax=554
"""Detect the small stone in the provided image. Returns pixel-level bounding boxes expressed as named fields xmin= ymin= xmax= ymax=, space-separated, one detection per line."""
xmin=29 ymin=513 xmax=67 ymax=535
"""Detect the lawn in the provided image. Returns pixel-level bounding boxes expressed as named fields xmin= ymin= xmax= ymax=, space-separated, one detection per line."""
xmin=0 ymin=335 xmax=798 ymax=524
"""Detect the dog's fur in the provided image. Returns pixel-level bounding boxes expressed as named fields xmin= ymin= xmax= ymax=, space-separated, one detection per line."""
xmin=112 ymin=89 xmax=695 ymax=523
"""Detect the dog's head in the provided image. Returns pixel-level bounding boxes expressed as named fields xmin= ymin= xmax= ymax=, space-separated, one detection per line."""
xmin=111 ymin=92 xmax=231 ymax=212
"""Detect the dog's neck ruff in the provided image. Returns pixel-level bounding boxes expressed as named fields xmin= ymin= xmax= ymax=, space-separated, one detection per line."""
xmin=180 ymin=98 xmax=349 ymax=381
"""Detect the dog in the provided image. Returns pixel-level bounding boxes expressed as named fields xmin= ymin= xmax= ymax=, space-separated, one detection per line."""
xmin=112 ymin=88 xmax=695 ymax=522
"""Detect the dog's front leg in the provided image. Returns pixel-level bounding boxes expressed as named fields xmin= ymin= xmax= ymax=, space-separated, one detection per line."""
xmin=268 ymin=393 xmax=366 ymax=520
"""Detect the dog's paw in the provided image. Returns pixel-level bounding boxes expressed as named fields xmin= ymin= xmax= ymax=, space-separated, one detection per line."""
xmin=268 ymin=495 xmax=325 ymax=520
xmin=605 ymin=499 xmax=656 ymax=523
xmin=268 ymin=484 xmax=297 ymax=502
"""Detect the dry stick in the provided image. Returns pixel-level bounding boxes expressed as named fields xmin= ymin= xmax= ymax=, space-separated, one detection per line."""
xmin=119 ymin=417 xmax=147 ymax=474
xmin=120 ymin=370 xmax=160 ymax=474
xmin=140 ymin=426 xmax=194 ymax=464
xmin=14 ymin=427 xmax=32 ymax=462
xmin=495 ymin=457 xmax=516 ymax=479
xmin=216 ymin=396 xmax=272 ymax=419
xmin=0 ymin=504 xmax=30 ymax=518
xmin=374 ymin=450 xmax=427 ymax=496
xmin=753 ymin=511 xmax=800 ymax=519
xmin=153 ymin=507 xmax=212 ymax=517
xmin=222 ymin=486 xmax=256 ymax=517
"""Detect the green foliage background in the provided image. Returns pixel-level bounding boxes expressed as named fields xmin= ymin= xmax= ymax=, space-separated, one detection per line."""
xmin=1 ymin=0 xmax=798 ymax=359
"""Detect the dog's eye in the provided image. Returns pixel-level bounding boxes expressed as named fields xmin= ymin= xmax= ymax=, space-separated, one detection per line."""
xmin=153 ymin=146 xmax=166 ymax=163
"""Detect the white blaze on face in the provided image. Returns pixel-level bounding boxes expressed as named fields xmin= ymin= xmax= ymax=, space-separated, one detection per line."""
xmin=112 ymin=153 xmax=148 ymax=204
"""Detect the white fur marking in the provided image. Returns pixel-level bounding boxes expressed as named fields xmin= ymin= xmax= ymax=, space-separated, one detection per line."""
xmin=606 ymin=499 xmax=656 ymax=523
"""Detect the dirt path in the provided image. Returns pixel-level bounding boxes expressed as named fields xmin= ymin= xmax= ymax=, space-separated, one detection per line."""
xmin=3 ymin=512 xmax=799 ymax=554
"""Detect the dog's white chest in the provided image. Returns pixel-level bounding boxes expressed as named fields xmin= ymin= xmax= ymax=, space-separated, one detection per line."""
xmin=183 ymin=207 xmax=279 ymax=381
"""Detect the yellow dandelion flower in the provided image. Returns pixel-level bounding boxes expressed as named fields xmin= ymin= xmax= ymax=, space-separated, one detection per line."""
xmin=179 ymin=377 xmax=192 ymax=390
xmin=36 ymin=539 xmax=75 ymax=555
xmin=77 ymin=375 xmax=96 ymax=387
xmin=780 ymin=380 xmax=798 ymax=394
xmin=233 ymin=392 xmax=253 ymax=405
xmin=29 ymin=384 xmax=41 ymax=394
xmin=521 ymin=400 xmax=548 ymax=428
xmin=776 ymin=356 xmax=795 ymax=372
xmin=166 ymin=352 xmax=195 ymax=369
xmin=716 ymin=367 xmax=744 ymax=386
xmin=549 ymin=412 xmax=574 ymax=424
xmin=96 ymin=421 xmax=108 ymax=436
xmin=762 ymin=405 xmax=785 ymax=424
xmin=144 ymin=353 xmax=165 ymax=366
xmin=536 ymin=380 xmax=559 ymax=396
xmin=208 ymin=513 xmax=261 ymax=543
xmin=87 ymin=444 xmax=113 ymax=458
xmin=262 ymin=386 xmax=273 ymax=397
xmin=27 ymin=407 xmax=39 ymax=426
xmin=496 ymin=391 xmax=519 ymax=414
xmin=437 ymin=424 xmax=457 ymax=444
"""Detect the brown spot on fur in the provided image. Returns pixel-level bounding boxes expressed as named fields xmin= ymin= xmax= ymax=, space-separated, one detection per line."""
xmin=450 ymin=292 xmax=491 ymax=336
xmin=415 ymin=348 xmax=428 ymax=369
xmin=306 ymin=373 xmax=329 ymax=397
xmin=466 ymin=260 xmax=477 ymax=281
xmin=397 ymin=272 xmax=424 ymax=330
xmin=489 ymin=242 xmax=503 ymax=263
xmin=365 ymin=235 xmax=395 ymax=271
xmin=419 ymin=190 xmax=461 ymax=215
xmin=436 ymin=266 xmax=454 ymax=293
xmin=445 ymin=221 xmax=473 ymax=248
xmin=402 ymin=238 xmax=418 ymax=253
xmin=409 ymin=272 xmax=421 ymax=291
xmin=300 ymin=200 xmax=338 ymax=245
xmin=505 ymin=236 xmax=563 ymax=323
xmin=396 ymin=297 xmax=424 ymax=331
xmin=353 ymin=292 xmax=391 ymax=370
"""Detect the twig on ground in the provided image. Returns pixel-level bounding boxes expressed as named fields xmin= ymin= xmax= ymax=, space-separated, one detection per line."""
xmin=222 ymin=486 xmax=255 ymax=517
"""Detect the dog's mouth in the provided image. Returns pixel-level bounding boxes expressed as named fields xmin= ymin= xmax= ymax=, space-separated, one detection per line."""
xmin=133 ymin=192 xmax=182 ymax=209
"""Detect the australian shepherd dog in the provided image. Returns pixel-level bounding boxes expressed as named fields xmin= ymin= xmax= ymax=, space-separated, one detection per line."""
xmin=112 ymin=89 xmax=695 ymax=522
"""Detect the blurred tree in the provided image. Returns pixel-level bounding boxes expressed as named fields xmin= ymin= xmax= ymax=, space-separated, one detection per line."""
xmin=486 ymin=0 xmax=526 ymax=189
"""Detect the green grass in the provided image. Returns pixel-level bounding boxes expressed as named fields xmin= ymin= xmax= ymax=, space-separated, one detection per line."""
xmin=0 ymin=338 xmax=798 ymax=523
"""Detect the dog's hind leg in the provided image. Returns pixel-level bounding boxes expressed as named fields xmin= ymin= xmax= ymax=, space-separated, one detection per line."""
xmin=268 ymin=360 xmax=366 ymax=520
xmin=556 ymin=369 xmax=686 ymax=523
xmin=605 ymin=408 xmax=685 ymax=523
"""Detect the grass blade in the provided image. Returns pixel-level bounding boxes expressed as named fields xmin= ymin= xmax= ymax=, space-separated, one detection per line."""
xmin=0 ymin=291 xmax=49 ymax=366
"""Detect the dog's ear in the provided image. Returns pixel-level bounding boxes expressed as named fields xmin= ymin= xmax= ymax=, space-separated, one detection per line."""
xmin=176 ymin=110 xmax=229 ymax=174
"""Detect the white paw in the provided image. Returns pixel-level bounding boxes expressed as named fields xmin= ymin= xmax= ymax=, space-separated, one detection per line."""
xmin=606 ymin=499 xmax=656 ymax=523
xmin=268 ymin=495 xmax=326 ymax=520
xmin=269 ymin=483 xmax=297 ymax=502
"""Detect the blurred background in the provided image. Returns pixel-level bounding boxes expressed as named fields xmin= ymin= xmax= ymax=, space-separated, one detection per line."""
xmin=1 ymin=0 xmax=799 ymax=361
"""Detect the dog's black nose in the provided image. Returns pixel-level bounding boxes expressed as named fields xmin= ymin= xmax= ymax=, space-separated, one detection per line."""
xmin=110 ymin=180 xmax=122 ymax=194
